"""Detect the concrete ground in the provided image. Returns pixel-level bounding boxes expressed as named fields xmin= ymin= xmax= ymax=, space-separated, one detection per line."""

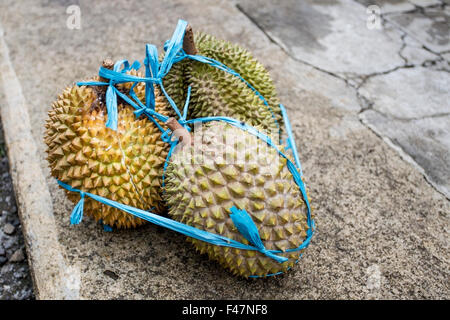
xmin=0 ymin=118 xmax=34 ymax=300
xmin=0 ymin=0 xmax=448 ymax=299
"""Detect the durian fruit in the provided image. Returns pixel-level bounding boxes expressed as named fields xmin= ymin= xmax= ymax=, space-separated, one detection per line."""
xmin=164 ymin=121 xmax=312 ymax=277
xmin=116 ymin=69 xmax=146 ymax=101
xmin=163 ymin=31 xmax=282 ymax=135
xmin=45 ymin=71 xmax=172 ymax=229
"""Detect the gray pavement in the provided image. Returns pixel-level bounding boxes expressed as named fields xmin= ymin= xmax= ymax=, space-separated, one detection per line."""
xmin=0 ymin=0 xmax=448 ymax=299
xmin=238 ymin=0 xmax=450 ymax=198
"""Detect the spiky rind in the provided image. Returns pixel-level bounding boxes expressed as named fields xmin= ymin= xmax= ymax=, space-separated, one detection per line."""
xmin=45 ymin=77 xmax=172 ymax=228
xmin=163 ymin=32 xmax=282 ymax=135
xmin=164 ymin=122 xmax=312 ymax=277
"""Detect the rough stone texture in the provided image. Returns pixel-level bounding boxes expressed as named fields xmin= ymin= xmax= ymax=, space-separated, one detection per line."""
xmin=400 ymin=33 xmax=440 ymax=65
xmin=0 ymin=118 xmax=34 ymax=300
xmin=0 ymin=18 xmax=80 ymax=299
xmin=443 ymin=52 xmax=450 ymax=62
xmin=428 ymin=57 xmax=450 ymax=72
xmin=3 ymin=223 xmax=15 ymax=235
xmin=359 ymin=67 xmax=449 ymax=119
xmin=237 ymin=0 xmax=405 ymax=78
xmin=361 ymin=110 xmax=450 ymax=198
xmin=356 ymin=0 xmax=449 ymax=11
xmin=387 ymin=7 xmax=450 ymax=53
xmin=358 ymin=66 xmax=449 ymax=198
xmin=409 ymin=0 xmax=442 ymax=7
xmin=9 ymin=249 xmax=25 ymax=263
xmin=0 ymin=0 xmax=448 ymax=299
xmin=355 ymin=0 xmax=415 ymax=14
xmin=356 ymin=0 xmax=446 ymax=9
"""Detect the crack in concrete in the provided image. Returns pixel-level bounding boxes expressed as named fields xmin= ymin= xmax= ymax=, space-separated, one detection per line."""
xmin=398 ymin=32 xmax=410 ymax=64
xmin=236 ymin=3 xmax=427 ymax=92
xmin=359 ymin=110 xmax=450 ymax=201
xmin=422 ymin=58 xmax=450 ymax=72
xmin=356 ymin=65 xmax=415 ymax=91
xmin=385 ymin=3 xmax=449 ymax=57
xmin=355 ymin=16 xmax=447 ymax=115
xmin=235 ymin=1 xmax=449 ymax=198
xmin=367 ymin=109 xmax=450 ymax=122
xmin=235 ymin=3 xmax=354 ymax=88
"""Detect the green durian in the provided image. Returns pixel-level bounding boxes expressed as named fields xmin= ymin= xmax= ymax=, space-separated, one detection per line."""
xmin=163 ymin=32 xmax=282 ymax=135
xmin=45 ymin=72 xmax=172 ymax=229
xmin=164 ymin=122 xmax=312 ymax=277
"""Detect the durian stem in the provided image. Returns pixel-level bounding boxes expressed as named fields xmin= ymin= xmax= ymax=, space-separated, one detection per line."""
xmin=99 ymin=58 xmax=114 ymax=83
xmin=183 ymin=25 xmax=197 ymax=55
xmin=89 ymin=59 xmax=114 ymax=110
xmin=165 ymin=117 xmax=193 ymax=146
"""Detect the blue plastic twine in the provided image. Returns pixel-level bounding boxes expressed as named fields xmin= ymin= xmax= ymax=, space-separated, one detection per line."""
xmin=69 ymin=191 xmax=84 ymax=225
xmin=58 ymin=181 xmax=292 ymax=263
xmin=230 ymin=207 xmax=288 ymax=263
xmin=60 ymin=19 xmax=315 ymax=277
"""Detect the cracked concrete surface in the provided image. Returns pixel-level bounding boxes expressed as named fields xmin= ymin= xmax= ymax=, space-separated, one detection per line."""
xmin=237 ymin=0 xmax=406 ymax=78
xmin=356 ymin=0 xmax=416 ymax=13
xmin=399 ymin=32 xmax=441 ymax=65
xmin=361 ymin=110 xmax=450 ymax=197
xmin=387 ymin=6 xmax=450 ymax=53
xmin=237 ymin=0 xmax=450 ymax=199
xmin=0 ymin=0 xmax=448 ymax=299
xmin=358 ymin=67 xmax=449 ymax=119
xmin=357 ymin=0 xmax=446 ymax=12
